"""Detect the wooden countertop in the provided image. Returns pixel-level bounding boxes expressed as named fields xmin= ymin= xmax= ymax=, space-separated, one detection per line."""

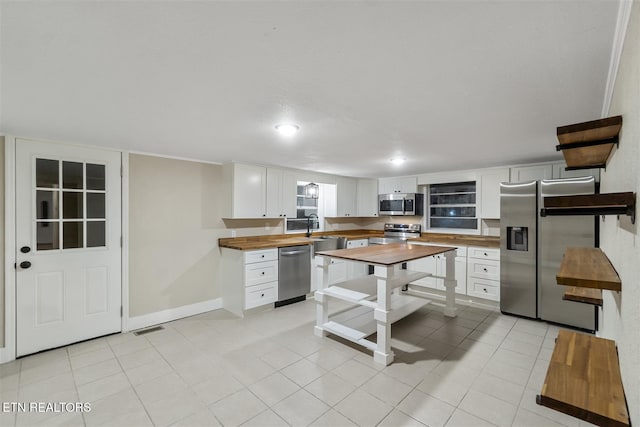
xmin=556 ymin=247 xmax=621 ymax=291
xmin=218 ymin=230 xmax=499 ymax=250
xmin=316 ymin=242 xmax=456 ymax=266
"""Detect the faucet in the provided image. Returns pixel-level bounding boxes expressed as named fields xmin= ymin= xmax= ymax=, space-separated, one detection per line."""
xmin=306 ymin=213 xmax=319 ymax=237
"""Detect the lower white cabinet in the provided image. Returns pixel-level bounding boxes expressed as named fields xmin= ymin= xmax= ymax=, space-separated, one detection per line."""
xmin=220 ymin=247 xmax=278 ymax=316
xmin=243 ymin=249 xmax=278 ymax=309
xmin=407 ymin=243 xmax=467 ymax=295
xmin=466 ymin=246 xmax=500 ymax=301
xmin=313 ymin=257 xmax=347 ymax=291
xmin=346 ymin=239 xmax=369 ymax=278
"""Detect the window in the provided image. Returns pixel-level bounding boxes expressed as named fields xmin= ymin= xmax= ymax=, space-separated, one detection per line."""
xmin=286 ymin=182 xmax=336 ymax=233
xmin=428 ymin=181 xmax=478 ymax=230
xmin=35 ymin=158 xmax=107 ymax=251
xmin=286 ymin=182 xmax=321 ymax=232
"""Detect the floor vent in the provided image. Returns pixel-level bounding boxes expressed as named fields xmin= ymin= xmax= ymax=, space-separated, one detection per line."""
xmin=133 ymin=326 xmax=164 ymax=336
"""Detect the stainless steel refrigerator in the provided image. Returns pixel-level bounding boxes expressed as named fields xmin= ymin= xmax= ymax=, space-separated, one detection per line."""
xmin=500 ymin=177 xmax=597 ymax=331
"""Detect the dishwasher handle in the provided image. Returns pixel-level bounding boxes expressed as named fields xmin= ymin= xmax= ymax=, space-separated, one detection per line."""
xmin=280 ymin=249 xmax=308 ymax=256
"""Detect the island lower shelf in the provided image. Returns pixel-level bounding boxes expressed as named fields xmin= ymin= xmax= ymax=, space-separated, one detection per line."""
xmin=314 ymin=271 xmax=432 ymax=350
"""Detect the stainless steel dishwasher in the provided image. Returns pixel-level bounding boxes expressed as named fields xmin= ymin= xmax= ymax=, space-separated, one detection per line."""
xmin=276 ymin=245 xmax=311 ymax=307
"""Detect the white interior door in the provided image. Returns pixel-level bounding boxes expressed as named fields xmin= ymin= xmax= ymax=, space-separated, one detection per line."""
xmin=15 ymin=139 xmax=122 ymax=357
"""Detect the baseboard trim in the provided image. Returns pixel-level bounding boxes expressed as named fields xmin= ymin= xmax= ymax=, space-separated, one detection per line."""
xmin=127 ymin=298 xmax=223 ymax=331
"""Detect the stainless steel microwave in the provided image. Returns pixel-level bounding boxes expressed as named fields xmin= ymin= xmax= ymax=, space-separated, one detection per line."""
xmin=378 ymin=193 xmax=424 ymax=216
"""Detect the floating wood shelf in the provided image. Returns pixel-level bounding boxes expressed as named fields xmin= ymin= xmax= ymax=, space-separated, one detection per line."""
xmin=540 ymin=192 xmax=636 ymax=224
xmin=556 ymin=115 xmax=622 ymax=170
xmin=537 ymin=330 xmax=630 ymax=427
xmin=556 ymin=247 xmax=621 ymax=291
xmin=563 ymin=286 xmax=603 ymax=306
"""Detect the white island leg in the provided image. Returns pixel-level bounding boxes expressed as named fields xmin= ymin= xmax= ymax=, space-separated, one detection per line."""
xmin=443 ymin=250 xmax=458 ymax=318
xmin=314 ymin=256 xmax=332 ymax=337
xmin=373 ymin=265 xmax=394 ymax=365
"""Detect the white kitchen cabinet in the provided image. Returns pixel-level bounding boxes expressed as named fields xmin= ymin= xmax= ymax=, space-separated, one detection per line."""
xmin=266 ymin=168 xmax=297 ymax=218
xmin=222 ymin=163 xmax=267 ymax=218
xmin=220 ymin=247 xmax=278 ymax=316
xmin=378 ymin=176 xmax=417 ymax=194
xmin=479 ymin=168 xmax=509 ymax=219
xmin=336 ymin=177 xmax=357 ymax=217
xmin=356 ymin=178 xmax=379 ymax=217
xmin=313 ymin=256 xmax=347 ymax=290
xmin=510 ymin=164 xmax=553 ymax=183
xmin=466 ymin=246 xmax=500 ymax=301
xmin=406 ymin=243 xmax=467 ymax=295
xmin=346 ymin=239 xmax=369 ymax=278
xmin=551 ymin=162 xmax=600 ymax=181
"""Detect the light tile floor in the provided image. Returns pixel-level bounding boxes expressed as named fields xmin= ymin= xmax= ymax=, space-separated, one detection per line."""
xmin=0 ymin=299 xmax=598 ymax=427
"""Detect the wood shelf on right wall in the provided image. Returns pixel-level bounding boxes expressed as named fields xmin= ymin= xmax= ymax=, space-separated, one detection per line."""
xmin=540 ymin=192 xmax=636 ymax=224
xmin=556 ymin=247 xmax=621 ymax=292
xmin=556 ymin=115 xmax=622 ymax=170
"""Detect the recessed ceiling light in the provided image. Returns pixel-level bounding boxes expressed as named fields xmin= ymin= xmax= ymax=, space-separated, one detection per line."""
xmin=274 ymin=123 xmax=300 ymax=137
xmin=390 ymin=157 xmax=406 ymax=165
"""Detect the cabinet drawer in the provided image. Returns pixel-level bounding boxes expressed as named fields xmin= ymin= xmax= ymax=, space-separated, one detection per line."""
xmin=454 ymin=246 xmax=467 ymax=257
xmin=244 ymin=249 xmax=278 ymax=264
xmin=245 ymin=282 xmax=277 ymax=309
xmin=467 ymin=278 xmax=500 ymax=301
xmin=346 ymin=239 xmax=368 ymax=248
xmin=416 ymin=242 xmax=465 ymax=257
xmin=468 ymin=259 xmax=500 ymax=280
xmin=245 ymin=260 xmax=278 ymax=286
xmin=468 ymin=247 xmax=499 ymax=261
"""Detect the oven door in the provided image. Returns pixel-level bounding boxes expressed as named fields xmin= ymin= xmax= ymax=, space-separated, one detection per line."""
xmin=379 ymin=194 xmax=406 ymax=215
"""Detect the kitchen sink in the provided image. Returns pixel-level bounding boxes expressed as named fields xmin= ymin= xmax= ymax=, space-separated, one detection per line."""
xmin=311 ymin=235 xmax=347 ymax=255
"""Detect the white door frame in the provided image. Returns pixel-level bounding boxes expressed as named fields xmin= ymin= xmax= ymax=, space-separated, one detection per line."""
xmin=1 ymin=136 xmax=130 ymax=364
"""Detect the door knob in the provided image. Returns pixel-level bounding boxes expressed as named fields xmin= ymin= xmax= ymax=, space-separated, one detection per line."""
xmin=20 ymin=261 xmax=32 ymax=269
xmin=20 ymin=246 xmax=31 ymax=253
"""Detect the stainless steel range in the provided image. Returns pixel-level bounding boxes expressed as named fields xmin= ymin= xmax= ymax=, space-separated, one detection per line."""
xmin=369 ymin=223 xmax=422 ymax=245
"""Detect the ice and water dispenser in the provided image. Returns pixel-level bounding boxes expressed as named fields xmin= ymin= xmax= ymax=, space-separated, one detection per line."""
xmin=507 ymin=226 xmax=528 ymax=251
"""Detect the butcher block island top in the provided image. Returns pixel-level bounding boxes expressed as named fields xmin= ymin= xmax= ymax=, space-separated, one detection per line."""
xmin=316 ymin=242 xmax=456 ymax=265
xmin=218 ymin=230 xmax=498 ymax=250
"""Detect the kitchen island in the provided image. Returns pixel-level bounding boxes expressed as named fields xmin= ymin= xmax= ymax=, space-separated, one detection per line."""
xmin=314 ymin=243 xmax=457 ymax=365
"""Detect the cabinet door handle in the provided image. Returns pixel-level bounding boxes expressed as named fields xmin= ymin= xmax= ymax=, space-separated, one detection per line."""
xmin=261 ymin=255 xmax=265 ymax=258
xmin=261 ymin=272 xmax=265 ymax=275
xmin=484 ymin=252 xmax=488 ymax=256
xmin=483 ymin=268 xmax=488 ymax=272
xmin=261 ymin=293 xmax=265 ymax=297
xmin=483 ymin=288 xmax=488 ymax=293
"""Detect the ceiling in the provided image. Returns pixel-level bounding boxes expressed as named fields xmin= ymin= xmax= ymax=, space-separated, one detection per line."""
xmin=0 ymin=1 xmax=621 ymax=178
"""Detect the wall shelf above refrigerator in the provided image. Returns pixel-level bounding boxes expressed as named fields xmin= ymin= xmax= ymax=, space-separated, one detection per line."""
xmin=556 ymin=115 xmax=622 ymax=170
xmin=540 ymin=192 xmax=636 ymax=224
xmin=556 ymin=247 xmax=621 ymax=292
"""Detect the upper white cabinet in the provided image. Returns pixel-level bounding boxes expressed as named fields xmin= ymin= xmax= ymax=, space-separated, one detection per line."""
xmin=356 ymin=178 xmax=379 ymax=217
xmin=378 ymin=176 xmax=417 ymax=194
xmin=336 ymin=177 xmax=357 ymax=217
xmin=266 ymin=168 xmax=297 ymax=218
xmin=479 ymin=168 xmax=509 ymax=219
xmin=552 ymin=163 xmax=600 ymax=181
xmin=222 ymin=163 xmax=267 ymax=218
xmin=510 ymin=164 xmax=553 ymax=183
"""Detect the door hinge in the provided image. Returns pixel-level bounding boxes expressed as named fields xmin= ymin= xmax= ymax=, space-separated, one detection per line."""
xmin=120 ymin=236 xmax=123 ymax=247
xmin=120 ymin=306 xmax=123 ymax=316
xmin=120 ymin=166 xmax=123 ymax=177
xmin=14 ymin=262 xmax=17 ymax=270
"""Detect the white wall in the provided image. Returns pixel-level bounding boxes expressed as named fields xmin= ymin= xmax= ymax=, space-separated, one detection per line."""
xmin=0 ymin=137 xmax=4 ymax=346
xmin=128 ymin=154 xmax=224 ymax=317
xmin=599 ymin=1 xmax=639 ymax=423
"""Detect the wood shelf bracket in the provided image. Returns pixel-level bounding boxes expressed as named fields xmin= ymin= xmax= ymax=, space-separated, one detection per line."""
xmin=540 ymin=192 xmax=636 ymax=224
